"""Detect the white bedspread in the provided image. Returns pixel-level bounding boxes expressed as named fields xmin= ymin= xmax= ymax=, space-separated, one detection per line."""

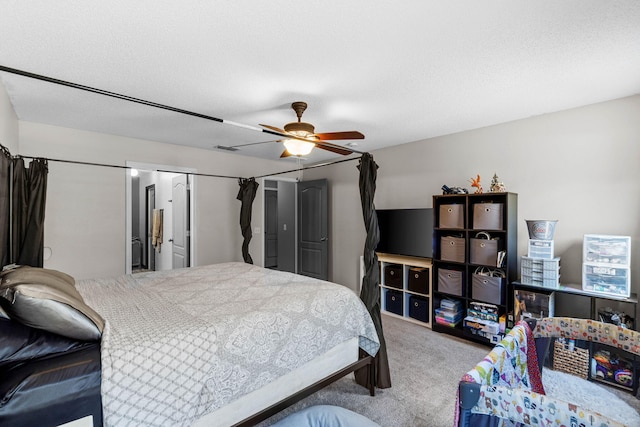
xmin=76 ymin=262 xmax=379 ymax=427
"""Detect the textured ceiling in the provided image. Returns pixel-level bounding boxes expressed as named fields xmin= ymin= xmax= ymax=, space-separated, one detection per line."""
xmin=1 ymin=1 xmax=639 ymax=164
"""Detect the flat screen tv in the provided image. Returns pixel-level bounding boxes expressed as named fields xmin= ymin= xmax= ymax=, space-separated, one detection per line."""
xmin=375 ymin=208 xmax=434 ymax=258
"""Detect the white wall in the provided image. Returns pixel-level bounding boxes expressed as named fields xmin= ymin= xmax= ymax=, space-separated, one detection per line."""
xmin=0 ymin=81 xmax=18 ymax=152
xmin=305 ymin=95 xmax=640 ymax=300
xmin=7 ymin=71 xmax=639 ymax=300
xmin=18 ymin=121 xmax=293 ymax=279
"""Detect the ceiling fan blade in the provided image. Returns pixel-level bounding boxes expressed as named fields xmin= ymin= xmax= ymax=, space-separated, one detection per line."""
xmin=313 ymin=131 xmax=364 ymax=141
xmin=260 ymin=124 xmax=289 ymax=134
xmin=315 ymin=142 xmax=354 ymax=156
xmin=280 ymin=149 xmax=292 ymax=158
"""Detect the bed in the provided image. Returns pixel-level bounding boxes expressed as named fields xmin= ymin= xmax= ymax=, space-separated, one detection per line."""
xmin=0 ymin=316 xmax=103 ymax=427
xmin=0 ymin=262 xmax=380 ymax=427
xmin=456 ymin=317 xmax=640 ymax=427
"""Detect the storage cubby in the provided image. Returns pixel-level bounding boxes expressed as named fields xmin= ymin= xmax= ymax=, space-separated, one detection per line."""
xmin=588 ymin=295 xmax=638 ymax=394
xmin=378 ymin=253 xmax=432 ymax=328
xmin=432 ymin=192 xmax=518 ymax=345
xmin=513 ymin=280 xmax=639 ymax=394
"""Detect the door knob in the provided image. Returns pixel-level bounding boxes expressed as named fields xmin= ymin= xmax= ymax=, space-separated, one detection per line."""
xmin=321 ymin=237 xmax=328 ymax=242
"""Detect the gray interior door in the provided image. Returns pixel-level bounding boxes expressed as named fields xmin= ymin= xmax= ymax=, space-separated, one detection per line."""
xmin=264 ymin=189 xmax=278 ymax=268
xmin=171 ymin=174 xmax=190 ymax=269
xmin=276 ymin=181 xmax=296 ymax=273
xmin=298 ymin=179 xmax=328 ymax=280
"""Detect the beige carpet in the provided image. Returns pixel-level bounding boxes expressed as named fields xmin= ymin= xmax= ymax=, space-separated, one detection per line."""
xmin=259 ymin=315 xmax=640 ymax=427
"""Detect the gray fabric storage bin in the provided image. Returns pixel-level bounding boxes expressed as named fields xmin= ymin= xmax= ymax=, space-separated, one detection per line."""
xmin=438 ymin=268 xmax=463 ymax=296
xmin=471 ymin=273 xmax=504 ymax=305
xmin=470 ymin=238 xmax=500 ymax=266
xmin=473 ymin=203 xmax=503 ymax=230
xmin=440 ymin=236 xmax=465 ymax=263
xmin=439 ymin=204 xmax=464 ymax=229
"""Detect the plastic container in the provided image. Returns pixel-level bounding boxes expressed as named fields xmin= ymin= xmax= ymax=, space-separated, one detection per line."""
xmin=526 ymin=220 xmax=558 ymax=240
xmin=582 ymin=234 xmax=631 ymax=297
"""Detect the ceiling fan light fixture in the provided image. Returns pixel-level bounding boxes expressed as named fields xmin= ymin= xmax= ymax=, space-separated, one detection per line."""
xmin=260 ymin=101 xmax=361 ymax=158
xmin=283 ymin=139 xmax=316 ymax=156
xmin=284 ymin=121 xmax=315 ymax=134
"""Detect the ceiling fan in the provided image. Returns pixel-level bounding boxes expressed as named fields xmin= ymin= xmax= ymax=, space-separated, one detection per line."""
xmin=260 ymin=101 xmax=364 ymax=158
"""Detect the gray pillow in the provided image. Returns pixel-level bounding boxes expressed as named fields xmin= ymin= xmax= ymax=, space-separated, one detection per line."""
xmin=0 ymin=267 xmax=104 ymax=341
xmin=0 ymin=265 xmax=76 ymax=287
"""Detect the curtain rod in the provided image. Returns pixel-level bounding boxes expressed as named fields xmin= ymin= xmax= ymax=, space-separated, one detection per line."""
xmin=0 ymin=65 xmax=364 ymax=154
xmin=19 ymin=155 xmax=243 ymax=180
xmin=18 ymin=154 xmax=364 ymax=181
xmin=254 ymin=155 xmax=362 ymax=179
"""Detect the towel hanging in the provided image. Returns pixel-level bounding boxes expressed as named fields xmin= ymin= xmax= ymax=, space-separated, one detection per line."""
xmin=152 ymin=209 xmax=163 ymax=253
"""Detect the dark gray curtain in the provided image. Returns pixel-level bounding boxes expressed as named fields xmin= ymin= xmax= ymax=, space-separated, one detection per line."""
xmin=11 ymin=158 xmax=27 ymax=265
xmin=0 ymin=146 xmax=11 ymax=267
xmin=237 ymin=177 xmax=259 ymax=264
xmin=355 ymin=153 xmax=391 ymax=389
xmin=13 ymin=157 xmax=48 ymax=267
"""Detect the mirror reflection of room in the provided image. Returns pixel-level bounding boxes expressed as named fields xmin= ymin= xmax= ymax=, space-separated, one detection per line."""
xmin=130 ymin=169 xmax=191 ymax=273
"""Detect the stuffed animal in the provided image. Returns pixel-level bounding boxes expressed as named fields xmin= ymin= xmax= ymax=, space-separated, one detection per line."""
xmin=593 ymin=349 xmax=634 ymax=386
xmin=593 ymin=350 xmax=613 ymax=379
xmin=615 ymin=368 xmax=633 ymax=387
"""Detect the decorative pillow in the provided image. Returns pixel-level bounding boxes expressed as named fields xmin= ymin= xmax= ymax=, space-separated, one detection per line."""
xmin=0 ymin=317 xmax=90 ymax=367
xmin=0 ymin=267 xmax=104 ymax=341
xmin=0 ymin=264 xmax=76 ymax=286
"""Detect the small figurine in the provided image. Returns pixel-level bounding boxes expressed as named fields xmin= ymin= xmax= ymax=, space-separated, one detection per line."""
xmin=489 ymin=173 xmax=506 ymax=193
xmin=469 ymin=174 xmax=483 ymax=194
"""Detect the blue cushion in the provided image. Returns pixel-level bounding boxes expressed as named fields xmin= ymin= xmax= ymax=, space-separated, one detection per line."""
xmin=271 ymin=405 xmax=380 ymax=427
